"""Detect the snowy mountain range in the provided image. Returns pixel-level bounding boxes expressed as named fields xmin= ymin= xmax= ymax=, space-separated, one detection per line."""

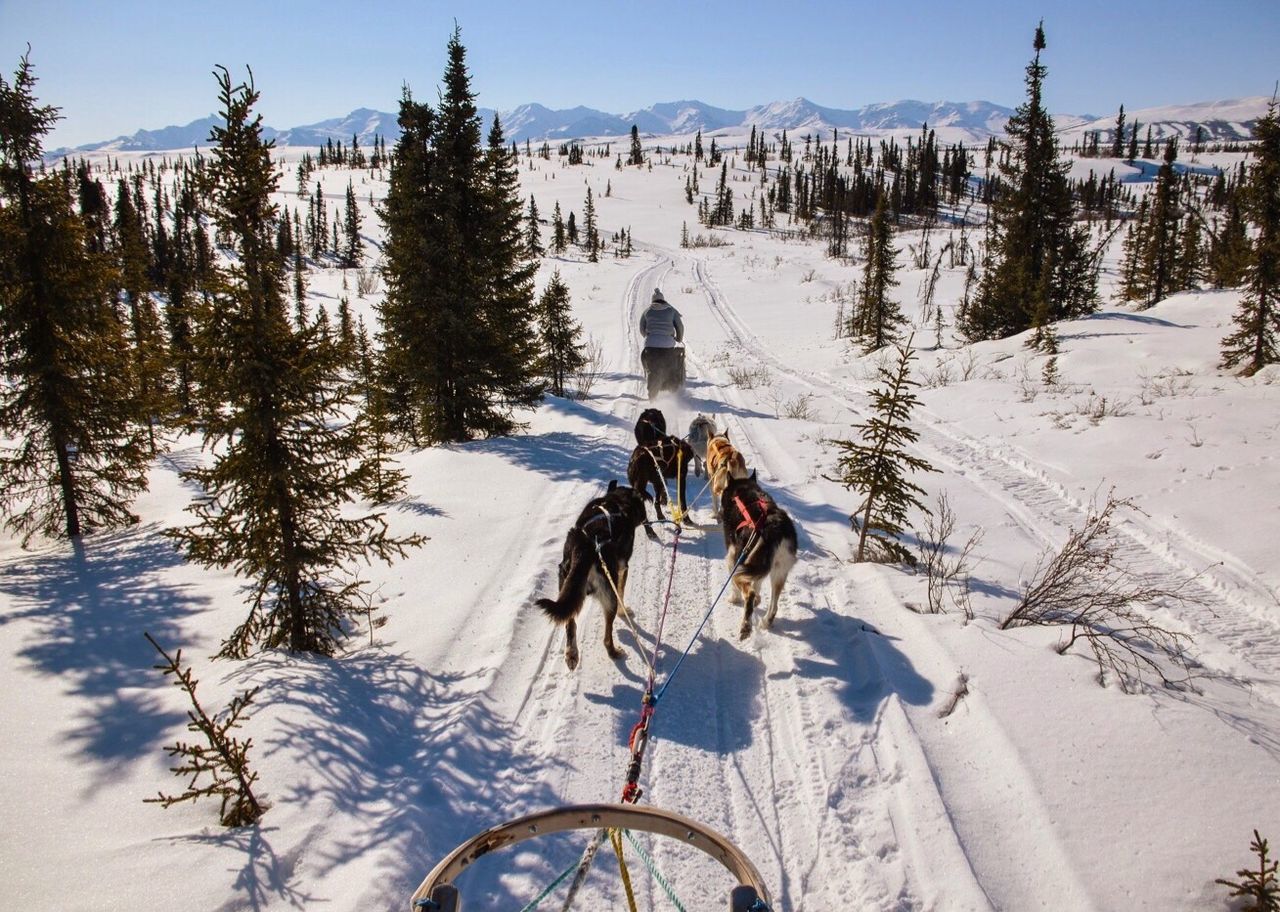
xmin=55 ymin=95 xmax=1271 ymax=156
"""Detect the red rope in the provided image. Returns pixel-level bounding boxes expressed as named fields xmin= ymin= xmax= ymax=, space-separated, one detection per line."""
xmin=620 ymin=525 xmax=682 ymax=804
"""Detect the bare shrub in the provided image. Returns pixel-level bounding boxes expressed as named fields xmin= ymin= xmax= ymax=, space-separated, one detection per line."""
xmin=1072 ymin=392 xmax=1132 ymax=424
xmin=958 ymin=348 xmax=986 ymax=382
xmin=767 ymin=391 xmax=818 ymax=420
xmin=727 ymin=362 xmax=771 ymax=389
xmin=914 ymin=492 xmax=982 ymax=617
xmin=686 ymin=232 xmax=731 ymax=248
xmin=800 ymin=268 xmax=817 ymax=283
xmin=999 ymin=491 xmax=1199 ymax=693
xmin=1013 ymin=358 xmax=1039 ymax=403
xmin=920 ymin=358 xmax=956 ymax=389
xmin=1137 ymin=367 xmax=1198 ymax=404
xmin=355 ymin=262 xmax=382 ymax=297
xmin=568 ymin=334 xmax=607 ymax=400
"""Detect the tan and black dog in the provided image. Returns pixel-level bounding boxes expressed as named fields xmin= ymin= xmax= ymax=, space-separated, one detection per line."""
xmin=705 ymin=431 xmax=748 ymax=520
xmin=720 ymin=471 xmax=798 ymax=640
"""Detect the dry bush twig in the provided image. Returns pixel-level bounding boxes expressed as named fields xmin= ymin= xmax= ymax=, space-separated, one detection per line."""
xmin=568 ymin=334 xmax=607 ymax=400
xmin=999 ymin=491 xmax=1200 ymax=693
xmin=915 ymin=491 xmax=983 ymax=618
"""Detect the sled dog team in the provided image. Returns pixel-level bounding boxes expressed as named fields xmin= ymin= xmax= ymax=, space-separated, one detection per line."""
xmin=536 ymin=408 xmax=798 ymax=669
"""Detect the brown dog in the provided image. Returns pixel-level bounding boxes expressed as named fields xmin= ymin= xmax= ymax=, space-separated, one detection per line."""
xmin=706 ymin=432 xmax=748 ymax=520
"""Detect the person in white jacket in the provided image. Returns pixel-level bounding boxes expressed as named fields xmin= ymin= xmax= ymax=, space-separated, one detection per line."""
xmin=639 ymin=288 xmax=685 ymax=397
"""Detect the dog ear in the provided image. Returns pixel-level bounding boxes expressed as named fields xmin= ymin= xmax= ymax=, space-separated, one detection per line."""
xmin=749 ymin=468 xmax=757 ymax=481
xmin=608 ymin=478 xmax=618 ymax=491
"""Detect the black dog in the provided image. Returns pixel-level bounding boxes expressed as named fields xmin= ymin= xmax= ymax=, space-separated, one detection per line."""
xmin=720 ymin=471 xmax=798 ymax=640
xmin=634 ymin=407 xmax=667 ymax=448
xmin=537 ymin=481 xmax=650 ymax=670
xmin=628 ymin=432 xmax=694 ymax=536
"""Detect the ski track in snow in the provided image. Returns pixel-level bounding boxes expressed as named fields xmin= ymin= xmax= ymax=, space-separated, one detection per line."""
xmin=688 ymin=256 xmax=1280 ymax=701
xmin=669 ymin=250 xmax=1280 ymax=910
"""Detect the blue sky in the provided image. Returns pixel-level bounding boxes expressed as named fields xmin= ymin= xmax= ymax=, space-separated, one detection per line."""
xmin=4 ymin=0 xmax=1277 ymax=148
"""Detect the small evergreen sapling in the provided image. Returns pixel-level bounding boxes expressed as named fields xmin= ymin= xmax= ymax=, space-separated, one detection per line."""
xmin=537 ymin=270 xmax=586 ymax=397
xmin=144 ymin=633 xmax=264 ymax=827
xmin=1216 ymin=830 xmax=1280 ymax=911
xmin=827 ymin=339 xmax=937 ymax=563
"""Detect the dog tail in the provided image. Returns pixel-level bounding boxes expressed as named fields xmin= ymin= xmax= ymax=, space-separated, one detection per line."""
xmin=536 ymin=531 xmax=594 ymax=623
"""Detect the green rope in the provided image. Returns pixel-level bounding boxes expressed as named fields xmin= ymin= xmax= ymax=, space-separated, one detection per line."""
xmin=517 ymin=857 xmax=581 ymax=912
xmin=623 ymin=829 xmax=688 ymax=912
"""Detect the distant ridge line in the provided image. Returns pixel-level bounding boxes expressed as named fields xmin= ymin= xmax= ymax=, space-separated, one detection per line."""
xmin=50 ymin=95 xmax=1269 ymax=157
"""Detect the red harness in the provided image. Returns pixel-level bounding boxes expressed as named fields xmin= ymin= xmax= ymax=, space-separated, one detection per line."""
xmin=733 ymin=495 xmax=771 ymax=533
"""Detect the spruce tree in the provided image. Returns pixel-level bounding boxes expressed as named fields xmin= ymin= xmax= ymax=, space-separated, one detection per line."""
xmin=113 ymin=178 xmax=170 ymax=448
xmin=1140 ymin=139 xmax=1182 ymax=308
xmin=852 ymin=191 xmax=904 ymax=352
xmin=537 ymin=270 xmax=586 ymax=397
xmin=960 ymin=23 xmax=1095 ymax=341
xmin=583 ymin=185 xmax=599 ymax=262
xmin=340 ymin=179 xmax=362 ymax=268
xmin=0 ymin=53 xmax=149 ymax=543
xmin=826 ymin=339 xmax=936 ymax=564
xmin=1221 ymin=99 xmax=1280 ymax=375
xmin=1111 ymin=104 xmax=1126 ymax=158
xmin=526 ymin=194 xmax=544 ymax=257
xmin=173 ymin=67 xmax=420 ymax=657
xmin=353 ymin=320 xmax=407 ymax=503
xmin=628 ymin=124 xmax=644 ymax=166
xmin=551 ymin=200 xmax=566 ymax=253
xmin=474 ymin=112 xmax=545 ymax=430
xmin=1210 ymin=198 xmax=1252 ymax=288
xmin=377 ymin=29 xmax=543 ymax=443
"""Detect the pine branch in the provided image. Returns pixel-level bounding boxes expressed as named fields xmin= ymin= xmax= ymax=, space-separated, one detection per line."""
xmin=143 ymin=633 xmax=264 ymax=827
xmin=1216 ymin=830 xmax=1280 ymax=911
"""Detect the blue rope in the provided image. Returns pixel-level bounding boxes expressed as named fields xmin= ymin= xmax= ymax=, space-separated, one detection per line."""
xmin=654 ymin=534 xmax=754 ymax=704
xmin=514 ymin=857 xmax=582 ymax=912
xmin=622 ymin=829 xmax=688 ymax=912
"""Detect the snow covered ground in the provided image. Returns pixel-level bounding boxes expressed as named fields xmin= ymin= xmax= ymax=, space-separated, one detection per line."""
xmin=2 ymin=140 xmax=1278 ymax=911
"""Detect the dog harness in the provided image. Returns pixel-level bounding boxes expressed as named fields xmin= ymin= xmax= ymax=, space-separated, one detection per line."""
xmin=733 ymin=495 xmax=771 ymax=534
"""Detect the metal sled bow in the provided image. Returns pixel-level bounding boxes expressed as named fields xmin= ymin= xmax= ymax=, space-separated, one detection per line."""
xmin=409 ymin=803 xmax=771 ymax=911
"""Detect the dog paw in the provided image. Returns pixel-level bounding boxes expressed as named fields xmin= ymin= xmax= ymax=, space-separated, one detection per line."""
xmin=738 ymin=622 xmax=752 ymax=640
xmin=565 ymin=649 xmax=580 ymax=670
xmin=606 ymin=644 xmax=625 ymax=660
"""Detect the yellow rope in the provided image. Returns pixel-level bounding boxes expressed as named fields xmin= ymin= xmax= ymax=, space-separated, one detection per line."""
xmin=671 ymin=448 xmax=685 ymax=525
xmin=609 ymin=828 xmax=640 ymax=912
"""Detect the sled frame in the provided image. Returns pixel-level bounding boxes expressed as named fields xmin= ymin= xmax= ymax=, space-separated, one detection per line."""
xmin=409 ymin=802 xmax=770 ymax=911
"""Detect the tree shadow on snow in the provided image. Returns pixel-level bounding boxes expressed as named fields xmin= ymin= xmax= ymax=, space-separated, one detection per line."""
xmin=241 ymin=651 xmax=566 ymax=911
xmin=468 ymin=430 xmax=635 ymax=486
xmin=165 ymin=824 xmax=319 ymax=912
xmin=0 ymin=526 xmax=209 ymax=778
